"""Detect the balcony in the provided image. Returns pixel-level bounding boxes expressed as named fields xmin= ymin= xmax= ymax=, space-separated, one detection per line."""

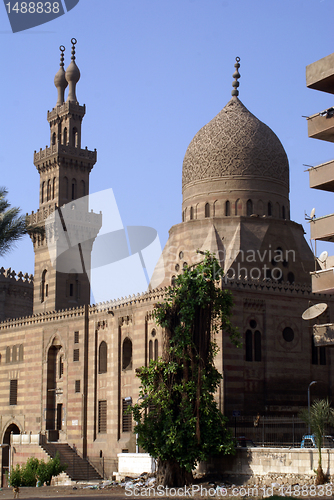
xmin=306 ymin=52 xmax=334 ymax=94
xmin=310 ymin=213 xmax=334 ymax=242
xmin=313 ymin=323 xmax=334 ymax=347
xmin=311 ymin=268 xmax=334 ymax=294
xmin=307 ymin=111 xmax=334 ymax=142
xmin=308 ymin=160 xmax=334 ymax=191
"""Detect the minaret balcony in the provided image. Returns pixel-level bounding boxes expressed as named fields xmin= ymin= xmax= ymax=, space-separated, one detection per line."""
xmin=310 ymin=268 xmax=334 ymax=294
xmin=34 ymin=144 xmax=97 ymax=165
xmin=307 ymin=110 xmax=334 ymax=142
xmin=313 ymin=323 xmax=334 ymax=346
xmin=310 ymin=213 xmax=334 ymax=242
xmin=47 ymin=101 xmax=85 ymax=121
xmin=308 ymin=160 xmax=334 ymax=191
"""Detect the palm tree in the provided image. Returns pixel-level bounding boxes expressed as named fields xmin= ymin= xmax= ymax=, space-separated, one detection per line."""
xmin=0 ymin=187 xmax=32 ymax=256
xmin=300 ymin=398 xmax=334 ymax=485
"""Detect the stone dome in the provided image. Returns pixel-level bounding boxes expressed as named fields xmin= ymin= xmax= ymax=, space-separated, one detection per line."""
xmin=182 ymin=97 xmax=289 ymax=190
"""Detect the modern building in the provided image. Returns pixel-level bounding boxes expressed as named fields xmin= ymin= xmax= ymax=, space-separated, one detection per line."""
xmin=0 ymin=45 xmax=332 ymax=482
xmin=306 ymin=52 xmax=334 ymax=346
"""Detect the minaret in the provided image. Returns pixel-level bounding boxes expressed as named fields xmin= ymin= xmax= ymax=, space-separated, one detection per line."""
xmin=28 ymin=40 xmax=101 ymax=314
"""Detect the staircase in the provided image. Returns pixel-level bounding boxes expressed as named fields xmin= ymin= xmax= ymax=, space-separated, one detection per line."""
xmin=40 ymin=441 xmax=103 ymax=482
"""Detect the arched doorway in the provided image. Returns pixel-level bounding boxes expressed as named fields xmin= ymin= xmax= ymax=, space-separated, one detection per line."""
xmin=1 ymin=423 xmax=20 ymax=487
xmin=46 ymin=341 xmax=64 ymax=441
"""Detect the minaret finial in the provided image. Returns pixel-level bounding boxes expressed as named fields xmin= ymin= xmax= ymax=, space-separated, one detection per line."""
xmin=231 ymin=57 xmax=241 ymax=97
xmin=54 ymin=45 xmax=68 ymax=106
xmin=71 ymin=37 xmax=77 ymax=61
xmin=65 ymin=38 xmax=80 ymax=104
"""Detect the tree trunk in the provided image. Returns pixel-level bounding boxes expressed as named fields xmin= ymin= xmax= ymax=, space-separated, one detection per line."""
xmin=315 ymin=465 xmax=326 ymax=486
xmin=157 ymin=459 xmax=193 ymax=487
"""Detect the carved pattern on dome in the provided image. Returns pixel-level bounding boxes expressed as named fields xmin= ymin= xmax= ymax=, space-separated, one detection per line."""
xmin=182 ymin=98 xmax=289 ymax=188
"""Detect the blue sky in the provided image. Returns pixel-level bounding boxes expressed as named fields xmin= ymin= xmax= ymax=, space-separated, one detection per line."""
xmin=0 ymin=0 xmax=333 ymax=288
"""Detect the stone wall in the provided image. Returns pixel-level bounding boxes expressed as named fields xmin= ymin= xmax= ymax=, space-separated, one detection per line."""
xmin=198 ymin=447 xmax=334 ymax=485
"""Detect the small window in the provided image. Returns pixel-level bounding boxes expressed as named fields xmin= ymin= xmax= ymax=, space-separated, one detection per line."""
xmin=225 ymin=200 xmax=230 ymax=216
xmin=5 ymin=347 xmax=10 ymax=363
xmin=12 ymin=345 xmax=18 ymax=363
xmin=75 ymin=380 xmax=81 ymax=393
xmin=122 ymin=338 xmax=132 ymax=370
xmin=98 ymin=400 xmax=107 ymax=434
xmin=18 ymin=345 xmax=23 ymax=362
xmin=250 ymin=319 xmax=257 ymax=329
xmin=52 ymin=178 xmax=56 ymax=200
xmin=283 ymin=327 xmax=294 ymax=343
xmin=268 ymin=202 xmax=272 ymax=216
xmin=190 ymin=207 xmax=194 ymax=220
xmin=245 ymin=330 xmax=252 ymax=361
xmin=72 ymin=127 xmax=78 ymax=148
xmin=63 ymin=127 xmax=67 ymax=145
xmin=122 ymin=398 xmax=132 ymax=432
xmin=99 ymin=341 xmax=107 ymax=374
xmin=59 ymin=355 xmax=64 ymax=378
xmin=41 ymin=181 xmax=45 ymax=204
xmin=47 ymin=179 xmax=51 ymax=202
xmin=149 ymin=340 xmax=153 ymax=362
xmin=246 ymin=199 xmax=253 ymax=216
xmin=154 ymin=339 xmax=158 ymax=360
xmin=282 ymin=206 xmax=286 ymax=219
xmin=64 ymin=177 xmax=68 ymax=199
xmin=205 ymin=203 xmax=210 ymax=218
xmin=52 ymin=132 xmax=56 ymax=146
xmin=254 ymin=331 xmax=261 ymax=361
xmin=235 ymin=199 xmax=241 ymax=216
xmin=9 ymin=379 xmax=18 ymax=406
xmin=71 ymin=179 xmax=77 ymax=200
xmin=69 ymin=283 xmax=74 ymax=297
xmin=73 ymin=349 xmax=79 ymax=362
xmin=74 ymin=331 xmax=79 ymax=344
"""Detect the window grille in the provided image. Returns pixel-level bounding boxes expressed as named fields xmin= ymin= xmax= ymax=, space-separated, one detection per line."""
xmin=73 ymin=349 xmax=80 ymax=362
xmin=75 ymin=380 xmax=81 ymax=393
xmin=122 ymin=398 xmax=132 ymax=432
xmin=74 ymin=331 xmax=79 ymax=344
xmin=10 ymin=380 xmax=17 ymax=406
xmin=98 ymin=400 xmax=107 ymax=433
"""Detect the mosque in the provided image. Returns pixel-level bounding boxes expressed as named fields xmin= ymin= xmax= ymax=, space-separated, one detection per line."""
xmin=0 ymin=42 xmax=332 ymax=482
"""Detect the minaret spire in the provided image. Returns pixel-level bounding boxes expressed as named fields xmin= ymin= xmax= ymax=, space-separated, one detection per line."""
xmin=54 ymin=45 xmax=68 ymax=106
xmin=231 ymin=56 xmax=241 ymax=97
xmin=66 ymin=38 xmax=80 ymax=104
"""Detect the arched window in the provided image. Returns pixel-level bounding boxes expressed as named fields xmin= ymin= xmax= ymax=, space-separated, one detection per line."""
xmin=18 ymin=345 xmax=24 ymax=362
xmin=12 ymin=345 xmax=17 ymax=363
xmin=52 ymin=178 xmax=56 ymax=200
xmin=254 ymin=331 xmax=261 ymax=361
xmin=149 ymin=340 xmax=153 ymax=361
xmin=99 ymin=341 xmax=107 ymax=374
xmin=41 ymin=181 xmax=45 ymax=204
xmin=235 ymin=199 xmax=241 ymax=215
xmin=282 ymin=206 xmax=286 ymax=219
xmin=122 ymin=338 xmax=132 ymax=370
xmin=64 ymin=177 xmax=68 ymax=199
xmin=268 ymin=202 xmax=272 ymax=216
xmin=154 ymin=339 xmax=158 ymax=360
xmin=190 ymin=206 xmax=194 ymax=220
xmin=72 ymin=127 xmax=78 ymax=147
xmin=225 ymin=200 xmax=230 ymax=216
xmin=71 ymin=179 xmax=77 ymax=200
xmin=47 ymin=179 xmax=51 ymax=201
xmin=63 ymin=127 xmax=67 ymax=145
xmin=246 ymin=199 xmax=253 ymax=216
xmin=52 ymin=132 xmax=56 ymax=146
xmin=80 ymin=180 xmax=86 ymax=197
xmin=245 ymin=330 xmax=252 ymax=361
xmin=205 ymin=203 xmax=210 ymax=218
xmin=41 ymin=269 xmax=47 ymax=303
xmin=5 ymin=347 xmax=10 ymax=363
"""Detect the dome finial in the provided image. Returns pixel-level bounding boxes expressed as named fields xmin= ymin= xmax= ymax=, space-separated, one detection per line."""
xmin=231 ymin=57 xmax=241 ymax=97
xmin=71 ymin=37 xmax=77 ymax=61
xmin=54 ymin=44 xmax=68 ymax=106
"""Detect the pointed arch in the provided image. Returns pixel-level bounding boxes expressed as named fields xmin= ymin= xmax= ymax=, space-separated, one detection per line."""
xmin=99 ymin=341 xmax=107 ymax=374
xmin=268 ymin=201 xmax=272 ymax=216
xmin=41 ymin=181 xmax=45 ymax=204
xmin=63 ymin=127 xmax=68 ymax=146
xmin=72 ymin=127 xmax=78 ymax=148
xmin=122 ymin=338 xmax=132 ymax=370
xmin=190 ymin=206 xmax=194 ymax=220
xmin=205 ymin=203 xmax=210 ymax=218
xmin=235 ymin=198 xmax=242 ymax=216
xmin=246 ymin=199 xmax=253 ymax=216
xmin=225 ymin=200 xmax=230 ymax=216
xmin=71 ymin=178 xmax=77 ymax=200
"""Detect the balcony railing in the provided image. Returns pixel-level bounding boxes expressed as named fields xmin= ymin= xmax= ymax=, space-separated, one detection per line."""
xmin=311 ymin=268 xmax=334 ymax=294
xmin=308 ymin=160 xmax=334 ymax=191
xmin=310 ymin=213 xmax=334 ymax=242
